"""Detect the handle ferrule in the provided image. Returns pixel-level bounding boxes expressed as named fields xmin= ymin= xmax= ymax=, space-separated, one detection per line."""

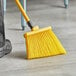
xmin=27 ymin=21 xmax=33 ymax=29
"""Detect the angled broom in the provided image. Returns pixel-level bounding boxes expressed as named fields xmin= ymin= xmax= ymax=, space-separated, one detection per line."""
xmin=15 ymin=0 xmax=66 ymax=59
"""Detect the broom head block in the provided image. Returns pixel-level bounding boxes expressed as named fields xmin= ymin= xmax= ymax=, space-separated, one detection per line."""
xmin=24 ymin=26 xmax=66 ymax=59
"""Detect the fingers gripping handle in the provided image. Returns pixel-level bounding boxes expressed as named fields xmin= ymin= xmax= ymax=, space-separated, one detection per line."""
xmin=15 ymin=0 xmax=33 ymax=29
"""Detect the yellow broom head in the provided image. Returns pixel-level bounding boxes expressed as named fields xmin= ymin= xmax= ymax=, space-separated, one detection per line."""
xmin=24 ymin=26 xmax=66 ymax=59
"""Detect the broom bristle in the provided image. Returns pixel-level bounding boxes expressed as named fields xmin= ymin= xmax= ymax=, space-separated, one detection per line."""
xmin=24 ymin=27 xmax=66 ymax=59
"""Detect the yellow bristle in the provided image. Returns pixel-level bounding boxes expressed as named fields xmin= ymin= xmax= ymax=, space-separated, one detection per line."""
xmin=24 ymin=26 xmax=66 ymax=59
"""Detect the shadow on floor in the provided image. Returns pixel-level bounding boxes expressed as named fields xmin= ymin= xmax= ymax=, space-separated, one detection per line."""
xmin=7 ymin=51 xmax=27 ymax=60
xmin=7 ymin=28 xmax=23 ymax=31
xmin=51 ymin=5 xmax=65 ymax=8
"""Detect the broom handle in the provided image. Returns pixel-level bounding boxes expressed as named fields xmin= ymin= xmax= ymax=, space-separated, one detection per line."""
xmin=15 ymin=0 xmax=33 ymax=29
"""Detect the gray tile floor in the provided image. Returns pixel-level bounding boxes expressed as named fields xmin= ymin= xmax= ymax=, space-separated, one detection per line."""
xmin=0 ymin=0 xmax=76 ymax=76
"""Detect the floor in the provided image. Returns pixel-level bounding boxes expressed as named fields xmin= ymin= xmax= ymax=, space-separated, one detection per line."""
xmin=0 ymin=0 xmax=76 ymax=76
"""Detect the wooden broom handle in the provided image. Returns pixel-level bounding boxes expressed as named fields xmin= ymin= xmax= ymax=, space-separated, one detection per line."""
xmin=15 ymin=0 xmax=33 ymax=29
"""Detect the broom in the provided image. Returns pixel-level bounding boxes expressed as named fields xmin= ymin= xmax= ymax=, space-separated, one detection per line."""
xmin=15 ymin=0 xmax=66 ymax=59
